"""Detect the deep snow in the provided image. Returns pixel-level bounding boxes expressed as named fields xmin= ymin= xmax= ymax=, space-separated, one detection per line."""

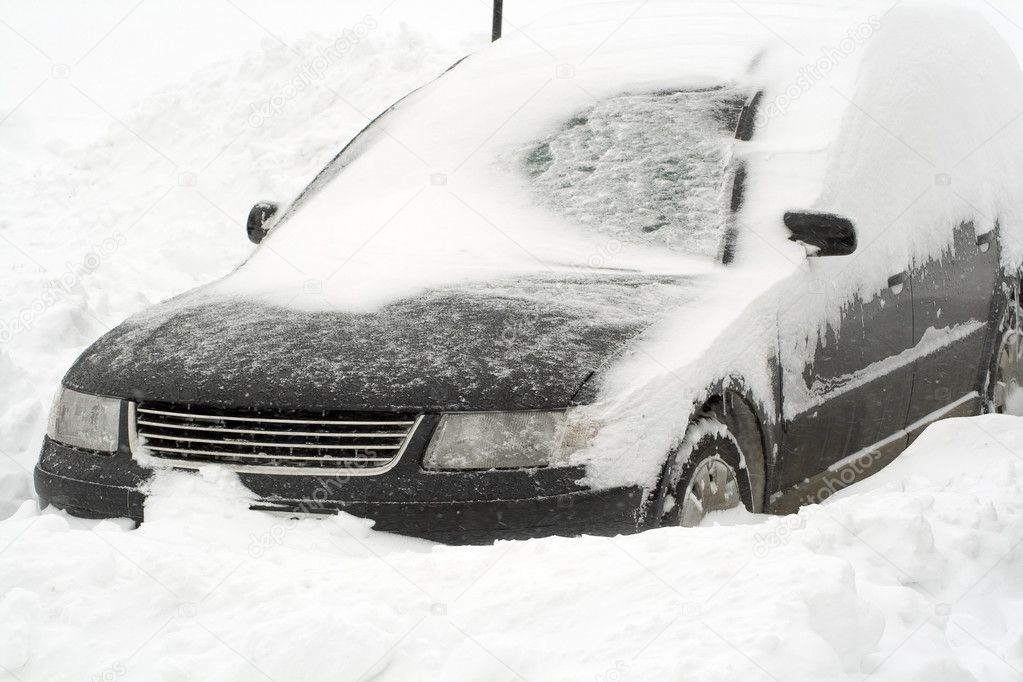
xmin=3 ymin=1 xmax=1023 ymax=680
xmin=1 ymin=416 xmax=1021 ymax=681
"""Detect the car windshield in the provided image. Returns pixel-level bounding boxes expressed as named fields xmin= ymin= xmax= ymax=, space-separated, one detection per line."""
xmin=282 ymin=86 xmax=747 ymax=260
xmin=226 ymin=49 xmax=757 ymax=313
xmin=524 ymin=87 xmax=746 ymax=259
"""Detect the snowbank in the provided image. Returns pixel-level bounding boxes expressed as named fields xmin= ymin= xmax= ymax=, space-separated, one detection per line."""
xmin=1 ymin=416 xmax=1020 ymax=681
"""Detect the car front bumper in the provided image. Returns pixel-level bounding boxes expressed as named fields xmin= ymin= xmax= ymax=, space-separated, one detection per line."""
xmin=35 ymin=437 xmax=649 ymax=544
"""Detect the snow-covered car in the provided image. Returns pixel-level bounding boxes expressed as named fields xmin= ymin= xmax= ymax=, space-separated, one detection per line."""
xmin=35 ymin=4 xmax=1023 ymax=542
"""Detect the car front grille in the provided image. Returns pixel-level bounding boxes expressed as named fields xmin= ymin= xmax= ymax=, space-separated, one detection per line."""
xmin=132 ymin=402 xmax=420 ymax=475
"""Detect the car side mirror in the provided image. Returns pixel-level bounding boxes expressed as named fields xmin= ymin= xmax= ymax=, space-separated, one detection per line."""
xmin=783 ymin=211 xmax=857 ymax=257
xmin=246 ymin=201 xmax=279 ymax=244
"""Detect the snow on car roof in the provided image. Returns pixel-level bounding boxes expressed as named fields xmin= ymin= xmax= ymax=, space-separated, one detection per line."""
xmin=209 ymin=1 xmax=1023 ymax=322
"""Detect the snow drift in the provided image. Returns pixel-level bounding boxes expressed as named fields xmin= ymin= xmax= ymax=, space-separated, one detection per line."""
xmin=2 ymin=415 xmax=1021 ymax=681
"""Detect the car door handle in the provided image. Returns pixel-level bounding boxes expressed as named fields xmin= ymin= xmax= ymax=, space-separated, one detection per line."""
xmin=977 ymin=229 xmax=994 ymax=253
xmin=888 ymin=271 xmax=907 ymax=294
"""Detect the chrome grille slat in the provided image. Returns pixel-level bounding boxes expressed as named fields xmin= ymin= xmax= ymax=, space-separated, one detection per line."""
xmin=136 ymin=420 xmax=408 ymax=438
xmin=138 ymin=433 xmax=403 ymax=450
xmin=133 ymin=402 xmax=420 ymax=475
xmin=144 ymin=446 xmax=393 ymax=463
xmin=137 ymin=407 xmax=414 ymax=426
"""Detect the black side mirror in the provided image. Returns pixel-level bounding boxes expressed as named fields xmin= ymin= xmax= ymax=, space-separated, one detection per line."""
xmin=246 ymin=201 xmax=279 ymax=244
xmin=784 ymin=211 xmax=857 ymax=257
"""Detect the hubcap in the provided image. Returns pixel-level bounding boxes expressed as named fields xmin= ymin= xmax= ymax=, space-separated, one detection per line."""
xmin=679 ymin=456 xmax=741 ymax=527
xmin=993 ymin=289 xmax=1023 ymax=416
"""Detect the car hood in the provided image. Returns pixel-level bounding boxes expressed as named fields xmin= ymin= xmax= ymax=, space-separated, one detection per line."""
xmin=64 ymin=274 xmax=698 ymax=411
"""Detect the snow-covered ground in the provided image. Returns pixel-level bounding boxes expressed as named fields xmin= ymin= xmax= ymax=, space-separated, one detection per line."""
xmin=2 ymin=1 xmax=1023 ymax=680
xmin=2 ymin=417 xmax=1021 ymax=681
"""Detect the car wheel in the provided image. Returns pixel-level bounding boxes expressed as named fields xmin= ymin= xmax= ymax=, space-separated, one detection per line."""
xmin=990 ymin=283 xmax=1023 ymax=415
xmin=658 ymin=416 xmax=753 ymax=527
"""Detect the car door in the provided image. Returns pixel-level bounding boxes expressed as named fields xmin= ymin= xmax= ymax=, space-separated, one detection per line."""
xmin=905 ymin=220 xmax=998 ymax=428
xmin=775 ymin=261 xmax=916 ymax=497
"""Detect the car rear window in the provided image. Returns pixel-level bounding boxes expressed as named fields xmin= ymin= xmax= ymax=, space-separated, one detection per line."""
xmin=524 ymin=87 xmax=746 ymax=259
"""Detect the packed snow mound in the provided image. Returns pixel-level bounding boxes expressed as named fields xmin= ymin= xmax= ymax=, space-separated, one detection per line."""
xmin=809 ymin=2 xmax=1023 ymax=298
xmin=834 ymin=414 xmax=1023 ymax=497
xmin=1 ymin=414 xmax=1020 ymax=681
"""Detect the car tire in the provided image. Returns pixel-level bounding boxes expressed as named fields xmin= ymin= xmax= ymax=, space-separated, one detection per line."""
xmin=657 ymin=412 xmax=754 ymax=527
xmin=988 ymin=281 xmax=1023 ymax=415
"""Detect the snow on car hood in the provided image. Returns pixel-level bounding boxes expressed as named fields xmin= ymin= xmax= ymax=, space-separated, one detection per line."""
xmin=63 ymin=274 xmax=699 ymax=411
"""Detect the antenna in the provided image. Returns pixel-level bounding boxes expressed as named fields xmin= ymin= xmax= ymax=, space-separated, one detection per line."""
xmin=492 ymin=0 xmax=503 ymax=41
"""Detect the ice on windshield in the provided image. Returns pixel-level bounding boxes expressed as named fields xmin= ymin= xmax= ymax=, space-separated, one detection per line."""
xmin=524 ymin=88 xmax=746 ymax=259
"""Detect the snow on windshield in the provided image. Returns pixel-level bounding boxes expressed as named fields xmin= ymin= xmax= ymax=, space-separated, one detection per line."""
xmin=525 ymin=88 xmax=746 ymax=258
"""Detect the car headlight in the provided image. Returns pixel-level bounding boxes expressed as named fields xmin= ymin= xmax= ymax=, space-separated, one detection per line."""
xmin=46 ymin=387 xmax=122 ymax=452
xmin=422 ymin=410 xmax=597 ymax=470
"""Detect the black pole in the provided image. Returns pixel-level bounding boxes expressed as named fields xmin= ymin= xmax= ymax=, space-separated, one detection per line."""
xmin=492 ymin=0 xmax=503 ymax=41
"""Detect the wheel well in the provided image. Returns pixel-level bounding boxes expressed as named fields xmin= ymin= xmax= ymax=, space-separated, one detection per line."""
xmin=643 ymin=390 xmax=770 ymax=525
xmin=696 ymin=391 xmax=768 ymax=513
xmin=981 ymin=273 xmax=1022 ymax=407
